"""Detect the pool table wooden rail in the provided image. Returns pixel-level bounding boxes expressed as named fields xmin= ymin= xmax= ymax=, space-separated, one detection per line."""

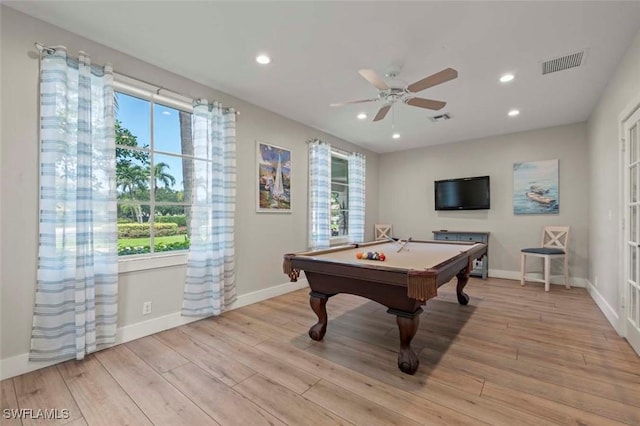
xmin=283 ymin=240 xmax=487 ymax=303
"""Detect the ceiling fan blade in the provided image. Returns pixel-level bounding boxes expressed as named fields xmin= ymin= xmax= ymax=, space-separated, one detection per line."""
xmin=405 ymin=97 xmax=446 ymax=110
xmin=373 ymin=105 xmax=391 ymax=121
xmin=407 ymin=68 xmax=458 ymax=93
xmin=359 ymin=69 xmax=389 ymax=91
xmin=330 ymin=98 xmax=378 ymax=107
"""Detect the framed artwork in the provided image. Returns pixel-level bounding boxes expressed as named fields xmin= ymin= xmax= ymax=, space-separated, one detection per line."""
xmin=257 ymin=141 xmax=291 ymax=212
xmin=513 ymin=159 xmax=559 ymax=215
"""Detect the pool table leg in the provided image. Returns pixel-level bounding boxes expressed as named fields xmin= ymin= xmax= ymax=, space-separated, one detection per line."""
xmin=309 ymin=291 xmax=332 ymax=341
xmin=388 ymin=308 xmax=423 ymax=375
xmin=456 ymin=269 xmax=470 ymax=306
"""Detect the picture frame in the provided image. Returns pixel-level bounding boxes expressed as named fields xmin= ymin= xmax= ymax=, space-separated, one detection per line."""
xmin=256 ymin=141 xmax=291 ymax=213
xmin=513 ymin=159 xmax=559 ymax=215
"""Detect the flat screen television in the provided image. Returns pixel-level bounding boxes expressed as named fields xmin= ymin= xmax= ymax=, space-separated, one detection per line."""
xmin=434 ymin=176 xmax=490 ymax=210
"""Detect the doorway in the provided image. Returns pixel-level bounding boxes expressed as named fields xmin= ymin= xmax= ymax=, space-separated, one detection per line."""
xmin=622 ymin=100 xmax=640 ymax=354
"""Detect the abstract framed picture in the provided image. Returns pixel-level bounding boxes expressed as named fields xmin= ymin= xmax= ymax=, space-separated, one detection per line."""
xmin=513 ymin=159 xmax=559 ymax=215
xmin=257 ymin=141 xmax=291 ymax=212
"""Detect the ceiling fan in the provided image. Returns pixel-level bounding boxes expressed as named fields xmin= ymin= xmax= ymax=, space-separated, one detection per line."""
xmin=331 ymin=67 xmax=458 ymax=121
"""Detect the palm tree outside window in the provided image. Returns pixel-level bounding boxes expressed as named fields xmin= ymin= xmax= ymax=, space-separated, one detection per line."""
xmin=115 ymin=91 xmax=195 ymax=256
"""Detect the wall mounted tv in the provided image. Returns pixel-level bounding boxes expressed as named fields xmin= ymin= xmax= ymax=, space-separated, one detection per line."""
xmin=434 ymin=176 xmax=490 ymax=210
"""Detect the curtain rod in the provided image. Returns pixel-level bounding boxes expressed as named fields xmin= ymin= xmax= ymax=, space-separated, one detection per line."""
xmin=34 ymin=42 xmax=239 ymax=116
xmin=332 ymin=146 xmax=352 ymax=157
xmin=34 ymin=42 xmax=56 ymax=55
xmin=117 ymin=73 xmax=240 ymax=116
xmin=307 ymin=139 xmax=354 ymax=157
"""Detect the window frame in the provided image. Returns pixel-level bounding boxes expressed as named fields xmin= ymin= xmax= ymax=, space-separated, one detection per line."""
xmin=114 ymin=75 xmax=196 ymax=266
xmin=330 ymin=150 xmax=350 ymax=246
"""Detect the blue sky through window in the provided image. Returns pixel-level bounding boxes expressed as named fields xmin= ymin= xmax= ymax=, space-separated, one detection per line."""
xmin=116 ymin=92 xmax=187 ymax=192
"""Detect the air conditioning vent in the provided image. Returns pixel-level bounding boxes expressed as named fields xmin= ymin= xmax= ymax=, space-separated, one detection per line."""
xmin=430 ymin=113 xmax=450 ymax=123
xmin=541 ymin=50 xmax=585 ymax=75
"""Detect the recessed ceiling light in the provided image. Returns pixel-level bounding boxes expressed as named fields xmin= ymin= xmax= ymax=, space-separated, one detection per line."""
xmin=256 ymin=54 xmax=271 ymax=65
xmin=392 ymin=133 xmax=400 ymax=139
xmin=508 ymin=109 xmax=520 ymax=117
xmin=357 ymin=113 xmax=367 ymax=120
xmin=500 ymin=73 xmax=515 ymax=83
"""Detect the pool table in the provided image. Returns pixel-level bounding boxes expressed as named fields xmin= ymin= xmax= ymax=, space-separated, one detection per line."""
xmin=283 ymin=239 xmax=487 ymax=374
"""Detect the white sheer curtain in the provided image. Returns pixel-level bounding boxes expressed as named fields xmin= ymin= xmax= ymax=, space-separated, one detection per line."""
xmin=308 ymin=139 xmax=331 ymax=249
xmin=31 ymin=48 xmax=118 ymax=361
xmin=182 ymin=100 xmax=237 ymax=316
xmin=348 ymin=152 xmax=366 ymax=243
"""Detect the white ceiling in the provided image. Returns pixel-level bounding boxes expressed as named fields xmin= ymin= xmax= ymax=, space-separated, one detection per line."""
xmin=7 ymin=1 xmax=640 ymax=153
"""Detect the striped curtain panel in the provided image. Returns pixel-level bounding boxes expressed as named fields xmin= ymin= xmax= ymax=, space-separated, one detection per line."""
xmin=31 ymin=48 xmax=118 ymax=361
xmin=182 ymin=101 xmax=237 ymax=316
xmin=348 ymin=152 xmax=366 ymax=243
xmin=308 ymin=139 xmax=331 ymax=249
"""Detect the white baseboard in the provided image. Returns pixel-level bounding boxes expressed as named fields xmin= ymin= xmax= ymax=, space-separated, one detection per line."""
xmin=488 ymin=271 xmax=621 ymax=334
xmin=0 ymin=354 xmax=61 ymax=382
xmin=488 ymin=269 xmax=587 ymax=287
xmin=0 ymin=279 xmax=309 ymax=381
xmin=228 ymin=278 xmax=309 ymax=310
xmin=584 ymin=279 xmax=621 ymax=334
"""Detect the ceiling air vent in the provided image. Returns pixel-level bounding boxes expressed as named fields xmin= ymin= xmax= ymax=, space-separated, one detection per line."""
xmin=430 ymin=113 xmax=450 ymax=123
xmin=541 ymin=50 xmax=586 ymax=75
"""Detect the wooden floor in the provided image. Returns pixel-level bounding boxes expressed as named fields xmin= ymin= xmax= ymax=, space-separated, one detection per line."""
xmin=2 ymin=277 xmax=640 ymax=425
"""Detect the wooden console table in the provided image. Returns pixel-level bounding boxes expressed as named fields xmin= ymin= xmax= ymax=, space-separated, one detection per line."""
xmin=432 ymin=230 xmax=489 ymax=279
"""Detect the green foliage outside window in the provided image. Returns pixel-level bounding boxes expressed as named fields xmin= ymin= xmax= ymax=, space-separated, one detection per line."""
xmin=115 ymin=91 xmax=193 ymax=255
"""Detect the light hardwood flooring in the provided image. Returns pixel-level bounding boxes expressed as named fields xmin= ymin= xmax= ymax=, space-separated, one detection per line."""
xmin=2 ymin=277 xmax=639 ymax=425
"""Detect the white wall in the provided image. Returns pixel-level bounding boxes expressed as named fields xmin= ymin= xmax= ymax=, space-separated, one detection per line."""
xmin=587 ymin=27 xmax=640 ymax=328
xmin=0 ymin=7 xmax=379 ymax=373
xmin=378 ymin=123 xmax=589 ymax=281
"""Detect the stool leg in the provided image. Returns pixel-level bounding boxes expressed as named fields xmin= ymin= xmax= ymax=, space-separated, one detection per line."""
xmin=544 ymin=256 xmax=551 ymax=292
xmin=564 ymin=255 xmax=570 ymax=289
xmin=520 ymin=253 xmax=526 ymax=286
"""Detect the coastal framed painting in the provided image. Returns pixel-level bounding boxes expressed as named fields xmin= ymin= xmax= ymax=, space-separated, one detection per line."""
xmin=257 ymin=141 xmax=291 ymax=213
xmin=513 ymin=159 xmax=559 ymax=215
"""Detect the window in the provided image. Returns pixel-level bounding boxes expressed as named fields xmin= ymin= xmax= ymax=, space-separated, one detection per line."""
xmin=115 ymin=89 xmax=195 ymax=256
xmin=331 ymin=153 xmax=349 ymax=239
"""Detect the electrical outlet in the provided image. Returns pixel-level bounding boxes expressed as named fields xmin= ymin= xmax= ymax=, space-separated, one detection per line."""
xmin=142 ymin=301 xmax=152 ymax=315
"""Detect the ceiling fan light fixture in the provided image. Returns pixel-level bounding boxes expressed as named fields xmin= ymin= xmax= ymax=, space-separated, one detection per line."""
xmin=499 ymin=73 xmax=515 ymax=83
xmin=508 ymin=109 xmax=520 ymax=117
xmin=331 ymin=67 xmax=457 ymax=122
xmin=357 ymin=113 xmax=367 ymax=120
xmin=255 ymin=54 xmax=271 ymax=65
xmin=392 ymin=133 xmax=400 ymax=139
